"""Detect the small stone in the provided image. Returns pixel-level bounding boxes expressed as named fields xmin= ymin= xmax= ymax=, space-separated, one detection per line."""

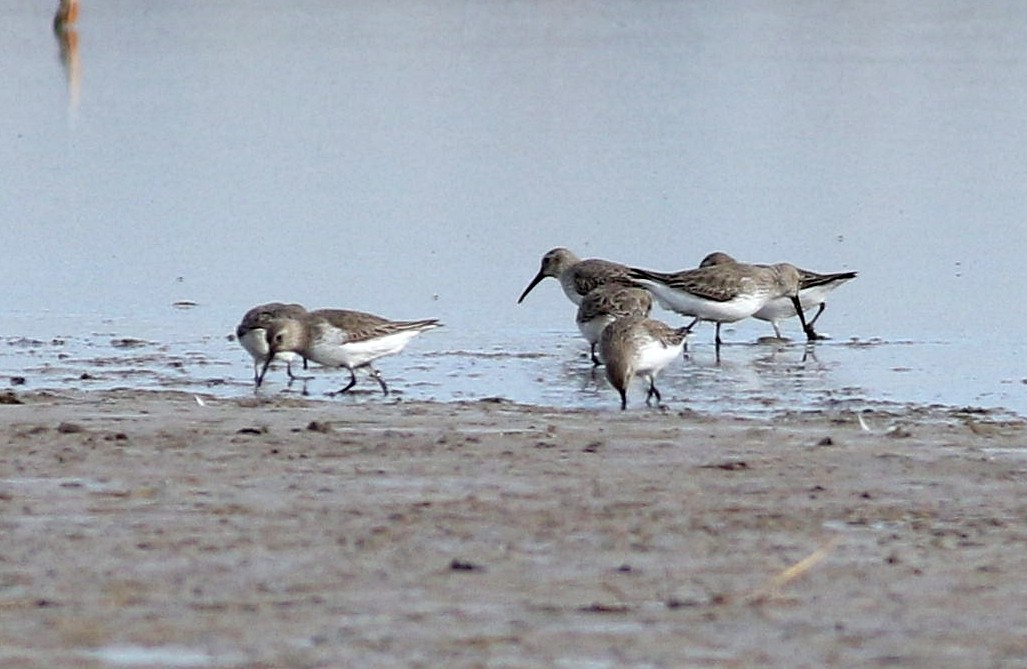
xmin=449 ymin=559 xmax=483 ymax=572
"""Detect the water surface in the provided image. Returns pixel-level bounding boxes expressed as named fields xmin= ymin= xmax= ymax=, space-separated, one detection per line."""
xmin=3 ymin=1 xmax=1026 ymax=415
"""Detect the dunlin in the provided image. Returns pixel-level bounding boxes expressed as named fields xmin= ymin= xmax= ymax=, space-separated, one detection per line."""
xmin=576 ymin=283 xmax=654 ymax=365
xmin=236 ymin=302 xmax=309 ymax=385
xmin=259 ymin=309 xmax=440 ymax=396
xmin=518 ymin=248 xmax=633 ymax=306
xmin=699 ymin=252 xmax=857 ymax=339
xmin=599 ymin=316 xmax=690 ymax=410
xmin=628 ymin=261 xmax=811 ymax=347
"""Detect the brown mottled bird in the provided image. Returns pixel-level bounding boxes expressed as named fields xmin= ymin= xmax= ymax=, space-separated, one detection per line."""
xmin=600 ymin=316 xmax=690 ymax=410
xmin=698 ymin=251 xmax=857 ymax=339
xmin=629 ymin=260 xmax=811 ymax=348
xmin=261 ymin=309 xmax=440 ymax=396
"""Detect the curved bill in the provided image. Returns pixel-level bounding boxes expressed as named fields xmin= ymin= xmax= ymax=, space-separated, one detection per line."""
xmin=256 ymin=354 xmax=275 ymax=387
xmin=517 ymin=270 xmax=546 ymax=303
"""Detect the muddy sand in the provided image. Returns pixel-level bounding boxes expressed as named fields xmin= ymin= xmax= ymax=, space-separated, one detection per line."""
xmin=0 ymin=389 xmax=1025 ymax=668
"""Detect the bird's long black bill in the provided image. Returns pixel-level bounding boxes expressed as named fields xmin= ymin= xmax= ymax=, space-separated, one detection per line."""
xmin=256 ymin=356 xmax=274 ymax=388
xmin=517 ymin=270 xmax=546 ymax=304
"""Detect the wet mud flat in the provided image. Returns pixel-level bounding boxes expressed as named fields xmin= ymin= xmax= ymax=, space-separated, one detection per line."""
xmin=0 ymin=390 xmax=1025 ymax=667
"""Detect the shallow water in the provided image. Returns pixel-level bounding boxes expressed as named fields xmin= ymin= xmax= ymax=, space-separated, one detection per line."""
xmin=3 ymin=2 xmax=1026 ymax=415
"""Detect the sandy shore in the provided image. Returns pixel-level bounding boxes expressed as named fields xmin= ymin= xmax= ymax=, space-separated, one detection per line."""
xmin=0 ymin=389 xmax=1025 ymax=668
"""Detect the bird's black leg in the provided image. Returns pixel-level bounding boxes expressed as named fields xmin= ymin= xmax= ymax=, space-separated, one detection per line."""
xmin=683 ymin=317 xmax=699 ymax=354
xmin=285 ymin=358 xmax=315 ymax=385
xmin=791 ymin=296 xmax=822 ymax=341
xmin=329 ymin=369 xmax=358 ymax=396
xmin=807 ymin=303 xmax=827 ymax=328
xmin=645 ymin=379 xmax=662 ymax=407
xmin=369 ymin=367 xmax=389 ymax=396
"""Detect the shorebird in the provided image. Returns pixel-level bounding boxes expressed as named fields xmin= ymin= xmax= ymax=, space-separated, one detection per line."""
xmin=628 ymin=260 xmax=812 ymax=348
xmin=236 ymin=302 xmax=310 ymax=385
xmin=518 ymin=248 xmax=634 ymax=306
xmin=576 ymin=283 xmax=654 ymax=365
xmin=259 ymin=309 xmax=440 ymax=396
xmin=699 ymin=252 xmax=857 ymax=339
xmin=600 ymin=316 xmax=690 ymax=410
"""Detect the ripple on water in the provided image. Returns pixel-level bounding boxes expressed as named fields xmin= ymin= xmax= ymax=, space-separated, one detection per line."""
xmin=0 ymin=331 xmax=1022 ymax=417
